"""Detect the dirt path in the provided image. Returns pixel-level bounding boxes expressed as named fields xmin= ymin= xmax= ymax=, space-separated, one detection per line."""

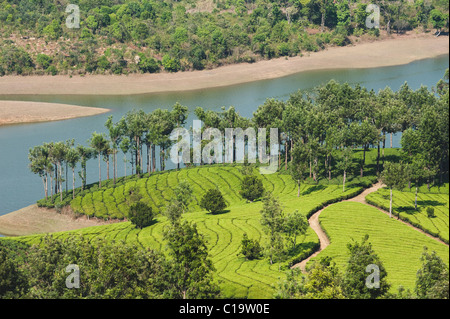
xmin=291 ymin=181 xmax=448 ymax=272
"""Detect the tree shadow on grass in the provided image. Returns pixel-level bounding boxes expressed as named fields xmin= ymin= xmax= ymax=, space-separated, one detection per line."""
xmin=302 ymin=185 xmax=326 ymax=196
xmin=416 ymin=200 xmax=446 ymax=207
xmin=288 ymin=241 xmax=318 ymax=258
xmin=207 ymin=209 xmax=231 ymax=216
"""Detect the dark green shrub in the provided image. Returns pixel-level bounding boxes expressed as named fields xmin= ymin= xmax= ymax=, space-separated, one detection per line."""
xmin=239 ymin=233 xmax=262 ymax=260
xmin=426 ymin=207 xmax=435 ymax=218
xmin=200 ymin=189 xmax=227 ymax=214
xmin=240 ymin=175 xmax=264 ymax=202
xmin=128 ymin=202 xmax=154 ymax=229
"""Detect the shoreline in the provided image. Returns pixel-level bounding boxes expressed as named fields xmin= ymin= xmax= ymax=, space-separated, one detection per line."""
xmin=0 ymin=100 xmax=110 ymax=126
xmin=0 ymin=34 xmax=448 ymax=96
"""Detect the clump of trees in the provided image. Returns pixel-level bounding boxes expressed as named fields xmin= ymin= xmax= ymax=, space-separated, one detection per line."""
xmin=275 ymin=236 xmax=449 ymax=299
xmin=0 ymin=232 xmax=220 ymax=299
xmin=260 ymin=192 xmax=308 ymax=266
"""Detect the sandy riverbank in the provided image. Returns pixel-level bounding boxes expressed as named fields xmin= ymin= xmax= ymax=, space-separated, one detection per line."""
xmin=0 ymin=33 xmax=448 ymax=96
xmin=0 ymin=204 xmax=113 ymax=237
xmin=0 ymin=100 xmax=110 ymax=126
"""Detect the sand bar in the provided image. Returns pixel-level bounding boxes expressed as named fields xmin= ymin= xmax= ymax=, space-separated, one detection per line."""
xmin=0 ymin=100 xmax=110 ymax=125
xmin=0 ymin=204 xmax=112 ymax=237
xmin=0 ymin=34 xmax=448 ymax=96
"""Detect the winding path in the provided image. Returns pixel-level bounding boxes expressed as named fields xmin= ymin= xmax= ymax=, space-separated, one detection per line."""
xmin=291 ymin=182 xmax=448 ymax=272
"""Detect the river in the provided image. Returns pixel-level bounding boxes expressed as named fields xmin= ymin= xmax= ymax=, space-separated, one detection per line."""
xmin=0 ymin=54 xmax=448 ymax=217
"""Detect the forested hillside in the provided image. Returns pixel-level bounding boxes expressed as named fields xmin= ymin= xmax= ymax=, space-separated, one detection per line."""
xmin=0 ymin=0 xmax=448 ymax=76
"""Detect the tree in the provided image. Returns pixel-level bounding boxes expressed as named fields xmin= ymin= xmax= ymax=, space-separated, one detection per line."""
xmin=429 ymin=9 xmax=447 ymax=35
xmin=105 ymin=116 xmax=124 ymax=185
xmin=76 ymin=145 xmax=94 ymax=191
xmin=239 ymin=233 xmax=263 ymax=260
xmin=260 ymin=192 xmax=285 ymax=265
xmin=119 ymin=137 xmax=131 ymax=178
xmin=415 ymin=247 xmax=449 ymax=299
xmin=342 ymin=235 xmax=390 ymax=299
xmin=173 ymin=180 xmax=194 ymax=213
xmin=89 ymin=132 xmax=109 ymax=188
xmin=380 ymin=161 xmax=409 ymax=218
xmin=200 ymin=189 xmax=227 ymax=214
xmin=335 ymin=146 xmax=353 ymax=192
xmin=290 ymin=144 xmax=308 ymax=197
xmin=164 ymin=200 xmax=184 ymax=224
xmin=163 ymin=220 xmax=220 ymax=299
xmin=28 ymin=145 xmax=51 ymax=200
xmin=240 ymin=175 xmax=264 ymax=202
xmin=65 ymin=147 xmax=80 ymax=199
xmin=128 ymin=202 xmax=154 ymax=229
xmin=283 ymin=210 xmax=308 ymax=250
xmin=302 ymin=257 xmax=345 ymax=299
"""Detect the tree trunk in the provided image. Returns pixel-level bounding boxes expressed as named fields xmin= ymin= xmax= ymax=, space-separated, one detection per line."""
xmin=107 ymin=156 xmax=110 ymax=181
xmin=321 ymin=11 xmax=325 ymax=32
xmin=98 ymin=155 xmax=102 ymax=188
xmin=343 ymin=170 xmax=346 ymax=192
xmin=361 ymin=146 xmax=366 ymax=177
xmin=152 ymin=144 xmax=156 ymax=172
xmin=66 ymin=162 xmax=68 ymax=193
xmin=390 ymin=132 xmax=393 ymax=148
xmin=297 ymin=180 xmax=301 ymax=197
xmin=147 ymin=144 xmax=150 ymax=173
xmin=290 ymin=138 xmax=293 ymax=162
xmin=113 ymin=150 xmax=116 ymax=185
xmin=285 ymin=141 xmax=288 ymax=170
xmin=377 ymin=142 xmax=380 ymax=173
xmin=415 ymin=185 xmax=418 ymax=210
xmin=41 ymin=176 xmax=47 ymax=200
xmin=45 ymin=174 xmax=48 ymax=200
xmin=59 ymin=163 xmax=63 ymax=202
xmin=309 ymin=160 xmax=312 ymax=178
xmin=72 ymin=167 xmax=75 ymax=199
xmin=124 ymin=155 xmax=127 ymax=178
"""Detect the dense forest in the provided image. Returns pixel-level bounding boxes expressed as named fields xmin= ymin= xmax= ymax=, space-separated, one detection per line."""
xmin=0 ymin=0 xmax=448 ymax=76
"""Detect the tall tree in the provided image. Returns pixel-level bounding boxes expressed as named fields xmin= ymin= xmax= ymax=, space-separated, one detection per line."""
xmin=260 ymin=192 xmax=286 ymax=265
xmin=380 ymin=161 xmax=409 ymax=218
xmin=89 ymin=132 xmax=109 ymax=188
xmin=105 ymin=115 xmax=124 ymax=185
xmin=163 ymin=220 xmax=220 ymax=299
xmin=66 ymin=147 xmax=80 ymax=199
xmin=342 ymin=235 xmax=390 ymax=299
xmin=76 ymin=145 xmax=94 ymax=191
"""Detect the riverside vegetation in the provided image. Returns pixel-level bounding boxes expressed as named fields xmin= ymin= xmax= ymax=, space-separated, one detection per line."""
xmin=1 ymin=72 xmax=449 ymax=299
xmin=0 ymin=0 xmax=449 ymax=76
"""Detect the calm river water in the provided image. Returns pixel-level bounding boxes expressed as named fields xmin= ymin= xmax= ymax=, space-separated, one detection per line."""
xmin=0 ymin=54 xmax=448 ymax=217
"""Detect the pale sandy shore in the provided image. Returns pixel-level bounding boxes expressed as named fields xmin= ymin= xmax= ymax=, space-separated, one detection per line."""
xmin=0 ymin=204 xmax=112 ymax=237
xmin=0 ymin=34 xmax=448 ymax=96
xmin=0 ymin=100 xmax=110 ymax=125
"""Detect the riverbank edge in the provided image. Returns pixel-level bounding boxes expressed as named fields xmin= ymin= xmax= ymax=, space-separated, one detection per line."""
xmin=0 ymin=34 xmax=448 ymax=96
